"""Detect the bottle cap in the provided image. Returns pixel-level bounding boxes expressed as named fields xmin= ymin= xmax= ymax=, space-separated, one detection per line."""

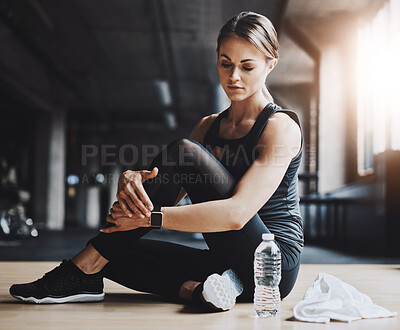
xmin=262 ymin=233 xmax=274 ymax=240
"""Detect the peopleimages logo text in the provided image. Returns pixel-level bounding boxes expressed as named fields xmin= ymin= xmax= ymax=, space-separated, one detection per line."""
xmin=81 ymin=143 xmax=306 ymax=168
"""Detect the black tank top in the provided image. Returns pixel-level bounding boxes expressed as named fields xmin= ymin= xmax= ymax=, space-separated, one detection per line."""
xmin=203 ymin=102 xmax=304 ymax=253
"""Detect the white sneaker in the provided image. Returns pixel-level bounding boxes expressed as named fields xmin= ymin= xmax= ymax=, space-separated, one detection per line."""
xmin=201 ymin=269 xmax=244 ymax=311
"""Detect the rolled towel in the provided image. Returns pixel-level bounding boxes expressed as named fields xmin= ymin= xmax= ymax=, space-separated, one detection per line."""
xmin=293 ymin=273 xmax=397 ymax=323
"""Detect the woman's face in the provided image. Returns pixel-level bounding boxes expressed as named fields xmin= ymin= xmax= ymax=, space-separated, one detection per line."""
xmin=218 ymin=35 xmax=274 ymax=102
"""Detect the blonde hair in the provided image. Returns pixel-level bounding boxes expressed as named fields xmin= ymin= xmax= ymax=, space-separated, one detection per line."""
xmin=217 ymin=12 xmax=279 ymax=103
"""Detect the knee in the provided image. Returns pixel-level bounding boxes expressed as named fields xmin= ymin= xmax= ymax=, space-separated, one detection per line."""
xmin=168 ymin=138 xmax=198 ymax=150
xmin=167 ymin=138 xmax=202 ymax=159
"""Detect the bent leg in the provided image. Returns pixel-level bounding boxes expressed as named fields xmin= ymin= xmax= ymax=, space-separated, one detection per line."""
xmin=88 ymin=138 xmax=237 ymax=260
xmin=88 ymin=138 xmax=299 ymax=300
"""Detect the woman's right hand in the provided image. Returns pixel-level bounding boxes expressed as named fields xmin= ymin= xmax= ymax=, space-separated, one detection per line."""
xmin=116 ymin=167 xmax=159 ymax=218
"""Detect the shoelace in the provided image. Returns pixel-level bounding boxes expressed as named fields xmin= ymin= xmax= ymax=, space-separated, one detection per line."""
xmin=35 ymin=260 xmax=69 ymax=284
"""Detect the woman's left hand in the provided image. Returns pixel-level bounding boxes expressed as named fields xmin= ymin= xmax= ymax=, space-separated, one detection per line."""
xmin=100 ymin=202 xmax=150 ymax=233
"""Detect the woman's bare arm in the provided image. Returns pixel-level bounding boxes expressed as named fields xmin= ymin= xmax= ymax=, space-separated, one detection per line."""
xmin=104 ymin=113 xmax=300 ymax=234
xmin=161 ymin=113 xmax=301 ymax=232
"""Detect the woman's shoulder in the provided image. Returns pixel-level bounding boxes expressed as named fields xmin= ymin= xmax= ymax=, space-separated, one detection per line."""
xmin=270 ymin=111 xmax=296 ymax=123
xmin=269 ymin=104 xmax=301 ymax=127
xmin=269 ymin=107 xmax=301 ymax=132
xmin=189 ymin=113 xmax=219 ymax=144
xmin=258 ymin=110 xmax=302 ymax=157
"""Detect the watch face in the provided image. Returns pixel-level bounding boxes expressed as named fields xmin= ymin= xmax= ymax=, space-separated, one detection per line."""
xmin=151 ymin=212 xmax=162 ymax=227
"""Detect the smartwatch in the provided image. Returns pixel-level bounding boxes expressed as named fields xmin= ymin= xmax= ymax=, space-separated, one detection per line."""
xmin=150 ymin=205 xmax=163 ymax=229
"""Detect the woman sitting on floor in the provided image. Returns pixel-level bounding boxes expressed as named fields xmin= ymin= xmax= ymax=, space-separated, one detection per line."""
xmin=10 ymin=11 xmax=303 ymax=312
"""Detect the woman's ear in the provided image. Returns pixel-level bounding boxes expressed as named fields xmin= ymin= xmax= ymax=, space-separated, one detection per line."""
xmin=268 ymin=58 xmax=278 ymax=71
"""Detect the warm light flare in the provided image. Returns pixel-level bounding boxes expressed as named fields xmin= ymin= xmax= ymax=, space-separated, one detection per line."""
xmin=357 ymin=0 xmax=400 ymax=175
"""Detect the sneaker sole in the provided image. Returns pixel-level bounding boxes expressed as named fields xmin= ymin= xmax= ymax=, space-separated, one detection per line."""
xmin=11 ymin=293 xmax=105 ymax=304
xmin=202 ymin=269 xmax=243 ymax=311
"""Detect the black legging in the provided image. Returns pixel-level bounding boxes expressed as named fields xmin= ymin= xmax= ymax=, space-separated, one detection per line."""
xmin=89 ymin=138 xmax=300 ymax=302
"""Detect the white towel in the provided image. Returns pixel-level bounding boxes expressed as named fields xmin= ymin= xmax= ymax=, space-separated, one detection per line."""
xmin=293 ymin=272 xmax=397 ymax=323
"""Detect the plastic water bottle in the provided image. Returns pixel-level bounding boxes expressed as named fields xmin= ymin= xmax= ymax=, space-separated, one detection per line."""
xmin=254 ymin=233 xmax=281 ymax=317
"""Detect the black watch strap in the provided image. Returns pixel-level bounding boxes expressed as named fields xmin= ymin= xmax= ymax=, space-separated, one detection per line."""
xmin=150 ymin=205 xmax=163 ymax=229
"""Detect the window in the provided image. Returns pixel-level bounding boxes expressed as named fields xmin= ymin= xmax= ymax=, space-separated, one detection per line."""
xmin=357 ymin=0 xmax=400 ymax=176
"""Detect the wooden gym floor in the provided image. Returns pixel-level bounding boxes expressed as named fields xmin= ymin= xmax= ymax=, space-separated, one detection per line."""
xmin=0 ymin=263 xmax=398 ymax=329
